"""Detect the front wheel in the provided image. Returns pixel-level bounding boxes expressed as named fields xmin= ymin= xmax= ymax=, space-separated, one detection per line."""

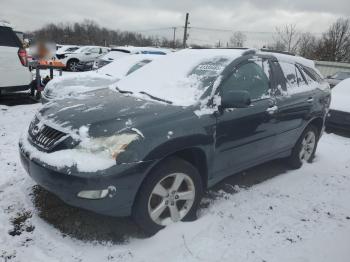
xmin=287 ymin=125 xmax=319 ymax=169
xmin=132 ymin=157 xmax=203 ymax=235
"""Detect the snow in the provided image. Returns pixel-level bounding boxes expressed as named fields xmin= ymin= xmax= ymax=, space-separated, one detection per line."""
xmin=117 ymin=49 xmax=245 ymax=106
xmin=42 ymin=55 xmax=159 ymax=101
xmin=330 ymin=78 xmax=350 ymax=112
xmin=1 ymin=103 xmax=350 ymax=262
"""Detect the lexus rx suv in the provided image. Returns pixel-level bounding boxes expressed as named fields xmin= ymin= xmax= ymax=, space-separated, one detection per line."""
xmin=19 ymin=49 xmax=330 ymax=234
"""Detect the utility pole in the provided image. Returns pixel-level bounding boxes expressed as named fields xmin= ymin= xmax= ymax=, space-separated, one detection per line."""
xmin=172 ymin=27 xmax=177 ymax=49
xmin=183 ymin=13 xmax=189 ymax=48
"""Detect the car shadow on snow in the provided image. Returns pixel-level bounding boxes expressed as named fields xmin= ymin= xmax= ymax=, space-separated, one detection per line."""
xmin=0 ymin=93 xmax=38 ymax=106
xmin=30 ymin=159 xmax=289 ymax=243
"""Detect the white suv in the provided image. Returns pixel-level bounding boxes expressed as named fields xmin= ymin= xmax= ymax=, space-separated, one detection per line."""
xmin=0 ymin=21 xmax=32 ymax=95
xmin=59 ymin=46 xmax=110 ymax=71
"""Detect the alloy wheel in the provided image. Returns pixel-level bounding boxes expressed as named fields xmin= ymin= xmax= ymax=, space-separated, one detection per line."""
xmin=147 ymin=173 xmax=195 ymax=226
xmin=299 ymin=131 xmax=316 ymax=161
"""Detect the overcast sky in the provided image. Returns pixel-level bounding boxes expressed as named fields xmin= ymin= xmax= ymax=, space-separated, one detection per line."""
xmin=1 ymin=0 xmax=349 ymax=46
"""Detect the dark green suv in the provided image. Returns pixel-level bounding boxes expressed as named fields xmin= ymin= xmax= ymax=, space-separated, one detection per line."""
xmin=19 ymin=49 xmax=331 ymax=234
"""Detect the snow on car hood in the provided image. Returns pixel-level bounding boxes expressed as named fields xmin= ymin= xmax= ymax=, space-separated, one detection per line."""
xmin=330 ymin=78 xmax=350 ymax=112
xmin=116 ymin=49 xmax=245 ymax=106
xmin=43 ymin=72 xmax=118 ymax=100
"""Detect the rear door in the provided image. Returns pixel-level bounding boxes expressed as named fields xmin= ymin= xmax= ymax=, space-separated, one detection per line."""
xmin=0 ymin=26 xmax=30 ymax=88
xmin=213 ymin=57 xmax=279 ymax=179
xmin=272 ymin=60 xmax=316 ymax=151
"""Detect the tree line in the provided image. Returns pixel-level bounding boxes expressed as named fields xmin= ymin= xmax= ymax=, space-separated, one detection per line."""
xmin=26 ymin=20 xmax=182 ymax=48
xmin=230 ymin=18 xmax=350 ymax=62
xmin=27 ymin=18 xmax=350 ymax=62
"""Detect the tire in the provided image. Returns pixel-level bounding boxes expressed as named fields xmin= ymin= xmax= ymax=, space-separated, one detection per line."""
xmin=287 ymin=125 xmax=319 ymax=169
xmin=132 ymin=157 xmax=203 ymax=235
xmin=66 ymin=59 xmax=79 ymax=72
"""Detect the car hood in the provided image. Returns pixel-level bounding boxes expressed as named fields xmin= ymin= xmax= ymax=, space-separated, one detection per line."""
xmin=43 ymin=73 xmax=118 ymax=101
xmin=38 ymin=88 xmax=187 ymax=138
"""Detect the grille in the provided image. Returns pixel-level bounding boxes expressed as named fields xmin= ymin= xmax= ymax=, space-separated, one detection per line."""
xmin=28 ymin=117 xmax=67 ymax=150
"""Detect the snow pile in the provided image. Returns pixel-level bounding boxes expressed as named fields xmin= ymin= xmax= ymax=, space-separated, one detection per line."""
xmin=330 ymin=78 xmax=350 ymax=112
xmin=117 ymin=49 xmax=245 ymax=106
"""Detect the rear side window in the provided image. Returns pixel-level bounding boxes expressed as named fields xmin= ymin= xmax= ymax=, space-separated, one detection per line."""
xmin=279 ymin=62 xmax=298 ymax=88
xmin=0 ymin=26 xmax=22 ymax=47
xmin=302 ymin=66 xmax=323 ymax=83
xmin=221 ymin=60 xmax=270 ymax=100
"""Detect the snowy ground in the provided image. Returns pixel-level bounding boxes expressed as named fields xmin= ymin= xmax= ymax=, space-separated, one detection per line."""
xmin=0 ymin=99 xmax=350 ymax=262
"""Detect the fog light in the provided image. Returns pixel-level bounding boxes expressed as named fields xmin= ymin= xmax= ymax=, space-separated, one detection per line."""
xmin=77 ymin=186 xmax=117 ymax=199
xmin=77 ymin=189 xmax=109 ymax=199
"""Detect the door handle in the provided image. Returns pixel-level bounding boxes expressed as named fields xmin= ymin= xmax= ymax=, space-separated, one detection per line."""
xmin=266 ymin=105 xmax=278 ymax=115
xmin=307 ymin=97 xmax=314 ymax=103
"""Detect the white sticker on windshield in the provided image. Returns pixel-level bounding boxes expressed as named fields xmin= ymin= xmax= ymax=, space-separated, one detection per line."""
xmin=197 ymin=64 xmax=224 ymax=72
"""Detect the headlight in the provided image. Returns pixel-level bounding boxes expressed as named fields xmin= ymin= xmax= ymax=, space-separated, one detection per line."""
xmin=76 ymin=133 xmax=139 ymax=160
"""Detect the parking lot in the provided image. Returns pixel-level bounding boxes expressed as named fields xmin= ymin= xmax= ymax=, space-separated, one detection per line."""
xmin=0 ymin=83 xmax=350 ymax=261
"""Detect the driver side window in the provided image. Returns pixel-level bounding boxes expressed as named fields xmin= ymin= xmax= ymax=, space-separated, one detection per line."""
xmin=221 ymin=60 xmax=270 ymax=100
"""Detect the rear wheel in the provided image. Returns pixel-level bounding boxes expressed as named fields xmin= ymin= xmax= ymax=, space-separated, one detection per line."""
xmin=287 ymin=125 xmax=319 ymax=169
xmin=132 ymin=157 xmax=203 ymax=235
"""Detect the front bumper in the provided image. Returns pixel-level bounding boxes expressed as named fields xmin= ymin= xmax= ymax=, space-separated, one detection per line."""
xmin=326 ymin=110 xmax=350 ymax=131
xmin=19 ymin=142 xmax=155 ymax=217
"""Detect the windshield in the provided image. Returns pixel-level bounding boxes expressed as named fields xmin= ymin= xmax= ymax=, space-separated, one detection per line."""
xmin=116 ymin=49 xmax=243 ymax=106
xmin=97 ymin=54 xmax=157 ymax=79
xmin=331 ymin=72 xmax=350 ymax=80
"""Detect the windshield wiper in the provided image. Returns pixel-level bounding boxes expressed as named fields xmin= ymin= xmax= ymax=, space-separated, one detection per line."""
xmin=139 ymin=91 xmax=172 ymax=104
xmin=115 ymin=86 xmax=133 ymax=94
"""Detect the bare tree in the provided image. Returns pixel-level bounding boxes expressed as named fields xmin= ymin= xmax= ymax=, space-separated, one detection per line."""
xmin=298 ymin=32 xmax=319 ymax=59
xmin=274 ymin=24 xmax=301 ymax=53
xmin=317 ymin=18 xmax=350 ymax=62
xmin=229 ymin=31 xmax=247 ymax=47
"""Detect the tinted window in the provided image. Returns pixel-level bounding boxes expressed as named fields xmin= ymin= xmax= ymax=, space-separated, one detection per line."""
xmin=279 ymin=62 xmax=298 ymax=88
xmin=299 ymin=66 xmax=317 ymax=84
xmin=295 ymin=66 xmax=307 ymax=86
xmin=221 ymin=61 xmax=270 ymax=100
xmin=302 ymin=66 xmax=323 ymax=83
xmin=0 ymin=26 xmax=22 ymax=47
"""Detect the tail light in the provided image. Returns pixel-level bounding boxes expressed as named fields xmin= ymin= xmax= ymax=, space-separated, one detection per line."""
xmin=18 ymin=48 xmax=28 ymax=66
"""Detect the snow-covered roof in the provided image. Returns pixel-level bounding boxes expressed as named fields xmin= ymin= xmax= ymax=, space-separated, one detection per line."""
xmin=261 ymin=51 xmax=315 ymax=69
xmin=111 ymin=46 xmax=171 ymax=54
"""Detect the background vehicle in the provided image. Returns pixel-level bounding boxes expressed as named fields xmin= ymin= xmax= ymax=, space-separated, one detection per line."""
xmin=93 ymin=46 xmax=169 ymax=69
xmin=59 ymin=46 xmax=110 ymax=71
xmin=20 ymin=49 xmax=330 ymax=235
xmin=42 ymin=54 xmax=160 ymax=102
xmin=326 ymin=78 xmax=350 ymax=130
xmin=0 ymin=21 xmax=32 ymax=95
xmin=55 ymin=45 xmax=80 ymax=59
xmin=326 ymin=71 xmax=350 ymax=88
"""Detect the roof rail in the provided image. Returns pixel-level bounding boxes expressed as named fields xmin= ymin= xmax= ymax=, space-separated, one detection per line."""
xmin=260 ymin=48 xmax=296 ymax=56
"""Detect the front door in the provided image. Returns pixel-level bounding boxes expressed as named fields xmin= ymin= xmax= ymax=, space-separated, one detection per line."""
xmin=213 ymin=58 xmax=279 ymax=180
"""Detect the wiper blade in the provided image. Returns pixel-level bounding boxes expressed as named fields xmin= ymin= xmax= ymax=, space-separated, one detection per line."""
xmin=115 ymin=86 xmax=133 ymax=94
xmin=139 ymin=91 xmax=172 ymax=104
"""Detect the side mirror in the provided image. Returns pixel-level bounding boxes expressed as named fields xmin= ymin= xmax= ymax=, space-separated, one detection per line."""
xmin=221 ymin=90 xmax=251 ymax=109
